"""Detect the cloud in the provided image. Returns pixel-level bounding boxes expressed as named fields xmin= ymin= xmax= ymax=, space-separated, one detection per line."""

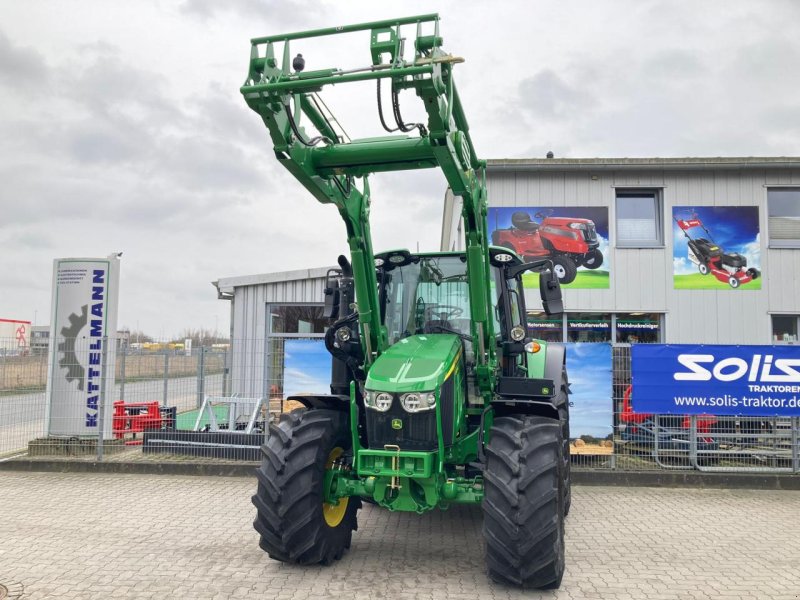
xmin=738 ymin=232 xmax=761 ymax=270
xmin=0 ymin=29 xmax=48 ymax=91
xmin=517 ymin=70 xmax=593 ymax=120
xmin=673 ymin=256 xmax=695 ymax=276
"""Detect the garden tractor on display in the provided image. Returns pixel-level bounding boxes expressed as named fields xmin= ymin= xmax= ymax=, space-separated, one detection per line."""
xmin=241 ymin=14 xmax=570 ymax=589
xmin=491 ymin=209 xmax=603 ymax=284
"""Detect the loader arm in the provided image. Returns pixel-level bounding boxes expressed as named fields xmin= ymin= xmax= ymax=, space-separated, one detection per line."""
xmin=241 ymin=14 xmax=497 ymax=396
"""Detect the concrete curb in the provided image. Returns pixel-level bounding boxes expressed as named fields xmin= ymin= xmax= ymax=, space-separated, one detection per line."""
xmin=1 ymin=459 xmax=799 ymax=489
xmin=0 ymin=459 xmax=256 ymax=477
xmin=572 ymin=469 xmax=800 ymax=490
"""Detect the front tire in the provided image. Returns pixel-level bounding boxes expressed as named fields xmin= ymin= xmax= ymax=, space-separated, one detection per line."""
xmin=252 ymin=408 xmax=360 ymax=565
xmin=551 ymin=255 xmax=578 ymax=285
xmin=581 ymin=248 xmax=603 ymax=270
xmin=483 ymin=415 xmax=565 ymax=589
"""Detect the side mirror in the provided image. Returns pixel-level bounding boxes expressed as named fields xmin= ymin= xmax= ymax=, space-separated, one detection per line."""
xmin=539 ymin=268 xmax=563 ymax=315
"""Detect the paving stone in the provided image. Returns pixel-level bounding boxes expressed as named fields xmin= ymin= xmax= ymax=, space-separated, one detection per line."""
xmin=0 ymin=472 xmax=798 ymax=599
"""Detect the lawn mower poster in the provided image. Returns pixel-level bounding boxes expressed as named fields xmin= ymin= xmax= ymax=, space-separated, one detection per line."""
xmin=488 ymin=206 xmax=610 ymax=288
xmin=673 ymin=206 xmax=761 ymax=289
xmin=631 ymin=344 xmax=800 ymax=417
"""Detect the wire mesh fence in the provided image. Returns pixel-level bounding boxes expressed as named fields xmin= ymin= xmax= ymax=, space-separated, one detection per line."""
xmin=1 ymin=337 xmax=798 ymax=472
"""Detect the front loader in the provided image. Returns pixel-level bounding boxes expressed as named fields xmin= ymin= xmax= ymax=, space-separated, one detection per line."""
xmin=241 ymin=14 xmax=570 ymax=589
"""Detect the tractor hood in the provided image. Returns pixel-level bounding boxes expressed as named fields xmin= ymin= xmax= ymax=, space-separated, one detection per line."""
xmin=365 ymin=334 xmax=462 ymax=393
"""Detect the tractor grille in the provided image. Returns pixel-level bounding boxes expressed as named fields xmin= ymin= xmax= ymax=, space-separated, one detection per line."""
xmin=582 ymin=224 xmax=598 ymax=244
xmin=365 ymin=396 xmax=437 ymax=451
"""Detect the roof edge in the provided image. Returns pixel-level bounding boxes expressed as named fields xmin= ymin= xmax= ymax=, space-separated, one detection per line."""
xmin=487 ymin=156 xmax=800 ymax=171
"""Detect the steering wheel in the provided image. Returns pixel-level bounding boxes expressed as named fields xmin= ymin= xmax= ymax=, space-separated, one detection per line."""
xmin=424 ymin=304 xmax=464 ymax=320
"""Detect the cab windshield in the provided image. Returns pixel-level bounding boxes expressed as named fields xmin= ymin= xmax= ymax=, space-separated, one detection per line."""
xmin=380 ymin=255 xmax=509 ymax=347
xmin=382 ymin=256 xmax=472 ymax=346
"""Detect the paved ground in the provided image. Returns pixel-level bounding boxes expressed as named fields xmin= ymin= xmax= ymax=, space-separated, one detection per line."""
xmin=1 ymin=473 xmax=799 ymax=599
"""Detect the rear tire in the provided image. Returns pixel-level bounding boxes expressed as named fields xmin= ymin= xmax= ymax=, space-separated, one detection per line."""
xmin=252 ymin=408 xmax=360 ymax=565
xmin=729 ymin=276 xmax=740 ymax=288
xmin=551 ymin=256 xmax=578 ymax=285
xmin=698 ymin=263 xmax=709 ymax=275
xmin=483 ymin=415 xmax=565 ymax=589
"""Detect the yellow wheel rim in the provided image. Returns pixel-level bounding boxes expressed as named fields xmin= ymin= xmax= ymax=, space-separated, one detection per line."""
xmin=323 ymin=447 xmax=349 ymax=528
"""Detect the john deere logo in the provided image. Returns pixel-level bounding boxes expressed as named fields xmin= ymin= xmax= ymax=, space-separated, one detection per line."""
xmin=391 ymin=418 xmax=403 ymax=430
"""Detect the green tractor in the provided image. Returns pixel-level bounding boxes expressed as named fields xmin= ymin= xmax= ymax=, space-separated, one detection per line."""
xmin=241 ymin=14 xmax=570 ymax=589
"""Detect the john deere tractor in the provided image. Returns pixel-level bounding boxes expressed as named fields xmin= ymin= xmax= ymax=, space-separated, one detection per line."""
xmin=241 ymin=14 xmax=570 ymax=589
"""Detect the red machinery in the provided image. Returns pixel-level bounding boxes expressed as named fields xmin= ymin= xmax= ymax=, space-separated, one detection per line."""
xmin=113 ymin=401 xmax=164 ymax=445
xmin=675 ymin=211 xmax=759 ymax=288
xmin=491 ymin=210 xmax=603 ymax=284
xmin=621 ymin=384 xmax=717 ymax=435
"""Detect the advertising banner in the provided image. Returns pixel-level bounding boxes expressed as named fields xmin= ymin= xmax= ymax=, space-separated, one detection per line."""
xmin=673 ymin=206 xmax=761 ymax=290
xmin=565 ymin=343 xmax=613 ymax=454
xmin=632 ymin=344 xmax=800 ymax=416
xmin=488 ymin=207 xmax=610 ymax=289
xmin=283 ymin=339 xmax=331 ymax=397
xmin=46 ymin=255 xmax=120 ymax=437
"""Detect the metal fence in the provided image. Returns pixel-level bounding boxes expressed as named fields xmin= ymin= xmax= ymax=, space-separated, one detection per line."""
xmin=1 ymin=337 xmax=798 ymax=472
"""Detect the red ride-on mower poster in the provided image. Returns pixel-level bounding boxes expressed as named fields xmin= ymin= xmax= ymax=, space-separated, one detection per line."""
xmin=673 ymin=206 xmax=761 ymax=290
xmin=488 ymin=206 xmax=610 ymax=288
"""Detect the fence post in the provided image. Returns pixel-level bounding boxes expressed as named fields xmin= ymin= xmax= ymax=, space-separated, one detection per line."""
xmin=97 ymin=336 xmax=108 ymax=462
xmin=162 ymin=351 xmax=169 ymax=407
xmin=196 ymin=346 xmax=206 ymax=408
xmin=119 ymin=347 xmax=127 ymax=402
xmin=793 ymin=417 xmax=799 ymax=474
xmin=222 ymin=348 xmax=229 ymax=397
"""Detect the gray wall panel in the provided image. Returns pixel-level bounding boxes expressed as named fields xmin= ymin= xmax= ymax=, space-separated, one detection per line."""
xmin=479 ymin=165 xmax=799 ymax=344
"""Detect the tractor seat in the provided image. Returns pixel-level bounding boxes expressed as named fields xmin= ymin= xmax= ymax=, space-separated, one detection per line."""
xmin=511 ymin=211 xmax=539 ymax=232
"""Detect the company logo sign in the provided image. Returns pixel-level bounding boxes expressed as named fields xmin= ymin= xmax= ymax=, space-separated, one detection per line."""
xmin=47 ymin=257 xmax=120 ymax=437
xmin=632 ymin=345 xmax=800 ymax=416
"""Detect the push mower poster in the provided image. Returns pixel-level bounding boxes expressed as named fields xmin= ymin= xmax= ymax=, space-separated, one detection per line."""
xmin=632 ymin=344 xmax=800 ymax=416
xmin=282 ymin=339 xmax=331 ymax=397
xmin=488 ymin=207 xmax=610 ymax=289
xmin=672 ymin=206 xmax=761 ymax=290
xmin=565 ymin=343 xmax=613 ymax=454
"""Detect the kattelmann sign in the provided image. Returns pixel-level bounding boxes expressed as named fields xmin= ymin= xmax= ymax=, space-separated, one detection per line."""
xmin=631 ymin=344 xmax=800 ymax=416
xmin=46 ymin=255 xmax=120 ymax=437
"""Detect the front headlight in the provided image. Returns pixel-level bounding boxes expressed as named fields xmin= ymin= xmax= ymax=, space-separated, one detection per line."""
xmin=400 ymin=391 xmax=436 ymax=413
xmin=569 ymin=222 xmax=587 ymax=230
xmin=364 ymin=390 xmax=393 ymax=412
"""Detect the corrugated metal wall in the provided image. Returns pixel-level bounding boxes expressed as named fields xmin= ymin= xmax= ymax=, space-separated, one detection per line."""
xmin=228 ymin=276 xmax=328 ymax=397
xmin=475 ymin=167 xmax=800 ymax=344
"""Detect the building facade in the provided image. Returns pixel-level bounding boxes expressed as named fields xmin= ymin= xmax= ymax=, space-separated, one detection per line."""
xmin=441 ymin=157 xmax=800 ymax=346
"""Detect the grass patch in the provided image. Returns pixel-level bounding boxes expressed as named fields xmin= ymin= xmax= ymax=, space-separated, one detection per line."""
xmin=523 ymin=269 xmax=610 ymax=289
xmin=674 ymin=273 xmax=762 ymax=290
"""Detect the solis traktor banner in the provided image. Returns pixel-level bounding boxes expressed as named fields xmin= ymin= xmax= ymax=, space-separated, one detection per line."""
xmin=46 ymin=255 xmax=120 ymax=438
xmin=632 ymin=345 xmax=800 ymax=416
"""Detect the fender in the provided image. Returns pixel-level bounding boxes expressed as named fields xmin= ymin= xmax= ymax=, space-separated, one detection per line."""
xmin=544 ymin=343 xmax=567 ymax=399
xmin=286 ymin=394 xmax=350 ymax=412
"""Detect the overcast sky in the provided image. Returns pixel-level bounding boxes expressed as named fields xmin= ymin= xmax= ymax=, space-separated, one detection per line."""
xmin=1 ymin=0 xmax=798 ymax=339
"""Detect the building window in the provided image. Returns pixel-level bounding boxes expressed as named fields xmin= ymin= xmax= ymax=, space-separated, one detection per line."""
xmin=567 ymin=313 xmax=611 ymax=343
xmin=767 ymin=188 xmax=800 ymax=248
xmin=615 ymin=190 xmax=663 ymax=247
xmin=268 ymin=305 xmax=327 ymax=335
xmin=772 ymin=315 xmax=799 ymax=344
xmin=615 ymin=313 xmax=662 ymax=344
